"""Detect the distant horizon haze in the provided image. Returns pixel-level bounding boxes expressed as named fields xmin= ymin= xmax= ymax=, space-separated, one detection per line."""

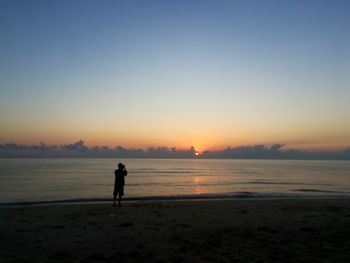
xmin=0 ymin=139 xmax=350 ymax=153
xmin=1 ymin=140 xmax=350 ymax=160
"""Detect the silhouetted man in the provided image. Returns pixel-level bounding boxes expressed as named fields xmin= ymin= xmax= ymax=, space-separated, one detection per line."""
xmin=113 ymin=162 xmax=128 ymax=207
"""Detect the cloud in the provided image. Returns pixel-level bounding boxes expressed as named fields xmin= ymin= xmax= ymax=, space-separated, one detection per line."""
xmin=0 ymin=140 xmax=349 ymax=160
xmin=201 ymin=144 xmax=286 ymax=159
xmin=61 ymin=140 xmax=88 ymax=152
xmin=201 ymin=144 xmax=350 ymax=160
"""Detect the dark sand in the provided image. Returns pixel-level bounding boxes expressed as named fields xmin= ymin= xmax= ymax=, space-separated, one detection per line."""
xmin=1 ymin=199 xmax=350 ymax=262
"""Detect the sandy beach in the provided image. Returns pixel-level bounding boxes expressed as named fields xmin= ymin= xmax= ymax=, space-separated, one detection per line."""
xmin=1 ymin=199 xmax=350 ymax=262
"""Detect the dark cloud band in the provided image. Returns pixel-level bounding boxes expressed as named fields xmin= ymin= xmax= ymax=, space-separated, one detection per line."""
xmin=0 ymin=141 xmax=349 ymax=160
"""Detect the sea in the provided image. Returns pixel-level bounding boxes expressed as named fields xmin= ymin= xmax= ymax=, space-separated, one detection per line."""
xmin=1 ymin=158 xmax=350 ymax=205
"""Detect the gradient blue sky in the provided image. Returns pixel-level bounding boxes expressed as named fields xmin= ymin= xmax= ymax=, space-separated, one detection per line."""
xmin=1 ymin=0 xmax=350 ymax=151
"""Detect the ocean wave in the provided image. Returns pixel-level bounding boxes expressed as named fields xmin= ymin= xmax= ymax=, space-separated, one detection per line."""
xmin=293 ymin=189 xmax=345 ymax=194
xmin=247 ymin=181 xmax=332 ymax=186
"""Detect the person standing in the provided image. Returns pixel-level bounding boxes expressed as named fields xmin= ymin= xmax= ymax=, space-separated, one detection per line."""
xmin=113 ymin=162 xmax=127 ymax=207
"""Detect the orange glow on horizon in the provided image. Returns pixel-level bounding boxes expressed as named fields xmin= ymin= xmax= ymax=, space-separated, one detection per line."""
xmin=1 ymin=134 xmax=349 ymax=152
xmin=1 ymin=123 xmax=349 ymax=152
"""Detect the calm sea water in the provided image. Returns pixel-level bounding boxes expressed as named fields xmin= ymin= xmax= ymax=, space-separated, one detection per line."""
xmin=1 ymin=158 xmax=350 ymax=204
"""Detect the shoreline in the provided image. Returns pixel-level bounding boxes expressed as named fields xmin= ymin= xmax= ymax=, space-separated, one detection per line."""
xmin=2 ymin=192 xmax=350 ymax=208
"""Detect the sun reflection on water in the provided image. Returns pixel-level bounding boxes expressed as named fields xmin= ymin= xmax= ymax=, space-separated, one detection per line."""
xmin=193 ymin=177 xmax=202 ymax=195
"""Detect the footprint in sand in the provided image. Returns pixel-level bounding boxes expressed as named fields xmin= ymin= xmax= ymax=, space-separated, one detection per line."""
xmin=119 ymin=222 xmax=134 ymax=227
xmin=49 ymin=251 xmax=72 ymax=260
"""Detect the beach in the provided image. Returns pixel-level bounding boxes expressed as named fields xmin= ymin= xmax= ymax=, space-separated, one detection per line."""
xmin=1 ymin=199 xmax=350 ymax=262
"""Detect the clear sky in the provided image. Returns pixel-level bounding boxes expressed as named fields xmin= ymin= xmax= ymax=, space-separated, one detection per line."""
xmin=1 ymin=0 xmax=349 ymax=151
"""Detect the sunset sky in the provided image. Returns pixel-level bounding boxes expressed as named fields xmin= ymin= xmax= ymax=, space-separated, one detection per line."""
xmin=1 ymin=0 xmax=349 ymax=152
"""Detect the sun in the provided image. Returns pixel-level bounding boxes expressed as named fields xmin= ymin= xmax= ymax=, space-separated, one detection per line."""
xmin=195 ymin=151 xmax=200 ymax=156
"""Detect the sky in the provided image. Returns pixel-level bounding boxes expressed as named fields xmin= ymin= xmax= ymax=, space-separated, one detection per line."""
xmin=1 ymin=0 xmax=350 ymax=152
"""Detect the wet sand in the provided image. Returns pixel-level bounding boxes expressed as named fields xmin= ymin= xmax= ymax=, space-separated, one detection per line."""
xmin=1 ymin=199 xmax=350 ymax=262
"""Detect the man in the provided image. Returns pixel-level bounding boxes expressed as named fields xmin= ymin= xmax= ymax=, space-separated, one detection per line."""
xmin=113 ymin=162 xmax=128 ymax=207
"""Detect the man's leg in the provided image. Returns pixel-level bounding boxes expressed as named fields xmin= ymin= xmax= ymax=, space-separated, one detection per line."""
xmin=118 ymin=193 xmax=122 ymax=207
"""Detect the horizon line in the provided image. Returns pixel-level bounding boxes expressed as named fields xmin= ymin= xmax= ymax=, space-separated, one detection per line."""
xmin=1 ymin=139 xmax=350 ymax=153
xmin=1 ymin=140 xmax=350 ymax=160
